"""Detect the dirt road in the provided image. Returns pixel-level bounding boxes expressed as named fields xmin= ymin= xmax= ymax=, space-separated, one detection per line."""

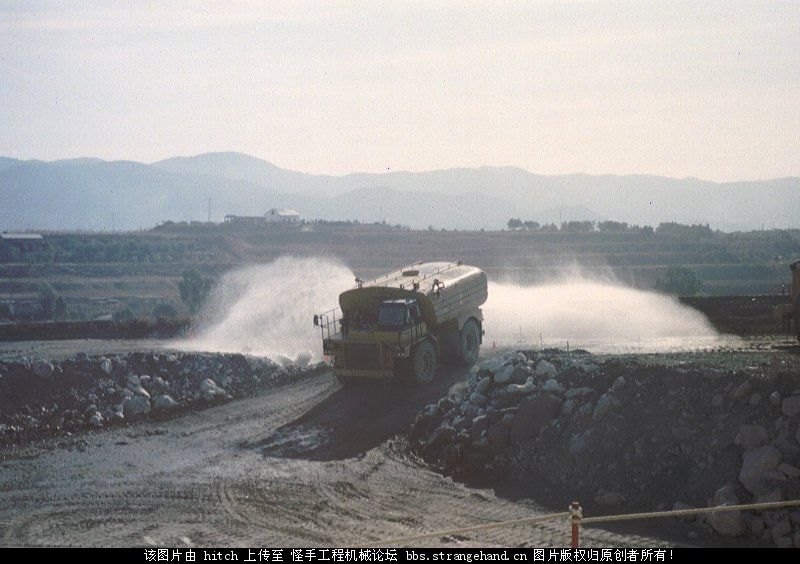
xmin=0 ymin=366 xmax=662 ymax=548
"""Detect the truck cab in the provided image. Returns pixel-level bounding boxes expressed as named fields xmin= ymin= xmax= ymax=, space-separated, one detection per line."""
xmin=378 ymin=299 xmax=421 ymax=331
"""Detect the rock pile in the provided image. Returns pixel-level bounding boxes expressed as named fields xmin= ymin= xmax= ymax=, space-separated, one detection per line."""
xmin=0 ymin=352 xmax=321 ymax=446
xmin=409 ymin=349 xmax=800 ymax=547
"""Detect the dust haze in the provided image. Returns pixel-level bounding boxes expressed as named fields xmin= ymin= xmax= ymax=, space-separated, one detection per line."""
xmin=484 ymin=278 xmax=733 ymax=352
xmin=180 ymin=257 xmax=355 ymax=361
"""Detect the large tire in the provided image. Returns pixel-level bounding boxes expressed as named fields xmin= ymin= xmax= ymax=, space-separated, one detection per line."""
xmin=457 ymin=318 xmax=481 ymax=365
xmin=409 ymin=340 xmax=437 ymax=387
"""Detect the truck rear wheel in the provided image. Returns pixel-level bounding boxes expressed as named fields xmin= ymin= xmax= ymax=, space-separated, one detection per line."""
xmin=409 ymin=340 xmax=437 ymax=386
xmin=457 ymin=318 xmax=481 ymax=365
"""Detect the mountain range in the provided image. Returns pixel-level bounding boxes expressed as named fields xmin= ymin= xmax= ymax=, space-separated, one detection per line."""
xmin=1 ymin=152 xmax=798 ymax=231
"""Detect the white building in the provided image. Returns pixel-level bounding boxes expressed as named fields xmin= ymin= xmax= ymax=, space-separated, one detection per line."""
xmin=265 ymin=209 xmax=300 ymax=223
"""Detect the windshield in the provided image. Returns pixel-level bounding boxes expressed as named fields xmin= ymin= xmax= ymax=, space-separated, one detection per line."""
xmin=378 ymin=304 xmax=408 ymax=328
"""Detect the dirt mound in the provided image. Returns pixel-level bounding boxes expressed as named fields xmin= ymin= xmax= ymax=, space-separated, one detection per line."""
xmin=409 ymin=349 xmax=800 ymax=547
xmin=0 ymin=351 xmax=320 ymax=447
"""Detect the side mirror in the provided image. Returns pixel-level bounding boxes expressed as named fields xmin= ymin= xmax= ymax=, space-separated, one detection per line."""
xmin=313 ymin=314 xmax=319 ymax=327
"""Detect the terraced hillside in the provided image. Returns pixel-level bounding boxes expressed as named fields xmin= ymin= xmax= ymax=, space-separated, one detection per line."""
xmin=0 ymin=223 xmax=797 ymax=321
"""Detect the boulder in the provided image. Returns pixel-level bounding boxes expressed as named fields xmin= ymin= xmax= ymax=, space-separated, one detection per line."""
xmin=541 ymin=379 xmax=565 ymax=396
xmin=130 ymin=385 xmax=150 ymax=399
xmin=739 ymin=445 xmax=783 ymax=495
xmin=32 ymin=360 xmax=54 ymax=379
xmin=535 ymin=360 xmax=557 ymax=378
xmin=469 ymin=392 xmax=488 ymax=406
xmin=100 ymin=358 xmax=113 ymax=375
xmin=123 ymin=396 xmax=151 ymax=417
xmin=127 ymin=374 xmax=141 ymax=387
xmin=476 ymin=377 xmax=492 ymax=395
xmin=708 ymin=484 xmax=745 ymax=537
xmin=510 ymin=367 xmax=531 ymax=385
xmin=611 ymin=376 xmax=625 ymax=392
xmin=769 ymin=391 xmax=782 ymax=407
xmin=479 ymin=357 xmax=506 ymax=374
xmin=437 ymin=397 xmax=454 ymax=413
xmin=777 ymin=462 xmax=800 ymax=479
xmin=732 ymin=380 xmax=751 ymax=401
xmin=153 ymin=394 xmax=178 ymax=410
xmin=672 ymin=502 xmax=698 ymax=522
xmin=89 ymin=413 xmax=103 ymax=427
xmin=770 ymin=520 xmax=792 ymax=544
xmin=747 ymin=516 xmax=765 ymax=537
xmin=734 ymin=424 xmax=768 ymax=449
xmin=493 ymin=365 xmax=515 ymax=385
xmin=566 ymin=387 xmax=594 ymax=399
xmin=781 ymin=396 xmax=800 ymax=418
xmin=593 ymin=392 xmax=619 ymax=421
xmin=510 ymin=394 xmax=562 ymax=443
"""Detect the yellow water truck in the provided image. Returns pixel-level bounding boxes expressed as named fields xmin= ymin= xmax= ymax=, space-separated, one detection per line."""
xmin=314 ymin=261 xmax=488 ymax=386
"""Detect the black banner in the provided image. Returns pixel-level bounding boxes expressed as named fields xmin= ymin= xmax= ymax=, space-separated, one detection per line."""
xmin=0 ymin=548 xmax=793 ymax=563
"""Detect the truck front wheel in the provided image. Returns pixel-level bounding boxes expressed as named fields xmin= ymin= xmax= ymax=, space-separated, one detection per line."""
xmin=409 ymin=340 xmax=437 ymax=386
xmin=458 ymin=318 xmax=481 ymax=365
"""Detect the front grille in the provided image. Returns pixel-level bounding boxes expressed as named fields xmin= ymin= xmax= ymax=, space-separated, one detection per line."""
xmin=343 ymin=343 xmax=380 ymax=370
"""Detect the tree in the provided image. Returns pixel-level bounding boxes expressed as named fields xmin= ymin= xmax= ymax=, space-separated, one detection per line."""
xmin=37 ymin=282 xmax=64 ymax=320
xmin=598 ymin=220 xmax=628 ymax=233
xmin=507 ymin=218 xmax=523 ymax=230
xmin=179 ymin=269 xmax=213 ymax=315
xmin=655 ymin=266 xmax=703 ymax=296
xmin=523 ymin=220 xmax=540 ymax=230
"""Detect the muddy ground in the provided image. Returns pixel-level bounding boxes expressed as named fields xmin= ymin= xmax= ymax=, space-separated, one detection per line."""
xmin=0 ymin=337 xmax=797 ymax=547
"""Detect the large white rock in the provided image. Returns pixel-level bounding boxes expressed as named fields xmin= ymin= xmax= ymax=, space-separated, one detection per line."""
xmin=100 ymin=358 xmax=113 ymax=375
xmin=493 ymin=365 xmax=515 ymax=385
xmin=479 ymin=356 xmax=506 ymax=375
xmin=153 ymin=394 xmax=177 ymax=410
xmin=123 ymin=396 xmax=151 ymax=417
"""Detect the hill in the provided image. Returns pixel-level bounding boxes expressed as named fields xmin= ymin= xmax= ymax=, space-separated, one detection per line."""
xmin=1 ymin=152 xmax=798 ymax=231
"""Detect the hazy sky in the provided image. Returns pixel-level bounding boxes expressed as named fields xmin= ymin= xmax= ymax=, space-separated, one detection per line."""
xmin=1 ymin=1 xmax=798 ymax=181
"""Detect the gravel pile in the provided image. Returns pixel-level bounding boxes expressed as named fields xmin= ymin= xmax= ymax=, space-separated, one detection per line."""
xmin=409 ymin=349 xmax=800 ymax=547
xmin=0 ymin=351 xmax=320 ymax=446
